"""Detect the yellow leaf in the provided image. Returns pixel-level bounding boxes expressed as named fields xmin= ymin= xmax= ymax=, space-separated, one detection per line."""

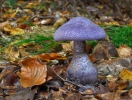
xmin=4 ymin=46 xmax=20 ymax=62
xmin=53 ymin=17 xmax=67 ymax=28
xmin=4 ymin=25 xmax=25 ymax=35
xmin=11 ymin=8 xmax=19 ymax=18
xmin=119 ymin=69 xmax=132 ymax=81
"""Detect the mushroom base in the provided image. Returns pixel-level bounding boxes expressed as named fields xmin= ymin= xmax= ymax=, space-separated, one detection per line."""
xmin=66 ymin=41 xmax=98 ymax=87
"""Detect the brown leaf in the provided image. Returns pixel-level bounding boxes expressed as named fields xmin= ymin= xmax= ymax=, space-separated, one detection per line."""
xmin=36 ymin=53 xmax=64 ymax=62
xmin=49 ymin=53 xmax=62 ymax=60
xmin=61 ymin=41 xmax=73 ymax=52
xmin=100 ymin=92 xmax=121 ymax=100
xmin=117 ymin=45 xmax=132 ymax=57
xmin=92 ymin=41 xmax=119 ymax=61
xmin=17 ymin=58 xmax=47 ymax=88
xmin=118 ymin=80 xmax=129 ymax=90
xmin=0 ymin=21 xmax=9 ymax=29
xmin=128 ymin=89 xmax=132 ymax=98
xmin=5 ymin=88 xmax=37 ymax=100
xmin=108 ymin=78 xmax=118 ymax=92
xmin=79 ymin=89 xmax=94 ymax=95
xmin=37 ymin=53 xmax=51 ymax=61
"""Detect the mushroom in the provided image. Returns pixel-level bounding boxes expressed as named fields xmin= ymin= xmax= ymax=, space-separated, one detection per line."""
xmin=54 ymin=17 xmax=106 ymax=88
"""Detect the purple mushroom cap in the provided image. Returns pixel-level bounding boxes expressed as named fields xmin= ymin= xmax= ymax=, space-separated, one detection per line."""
xmin=54 ymin=17 xmax=106 ymax=41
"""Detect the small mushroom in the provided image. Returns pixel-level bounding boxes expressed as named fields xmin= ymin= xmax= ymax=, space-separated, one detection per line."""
xmin=54 ymin=17 xmax=106 ymax=88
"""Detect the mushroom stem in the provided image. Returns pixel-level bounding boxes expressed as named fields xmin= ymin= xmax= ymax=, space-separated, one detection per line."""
xmin=66 ymin=41 xmax=98 ymax=86
xmin=74 ymin=41 xmax=86 ymax=53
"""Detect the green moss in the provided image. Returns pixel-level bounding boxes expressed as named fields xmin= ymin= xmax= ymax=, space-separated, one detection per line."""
xmin=0 ymin=28 xmax=60 ymax=55
xmin=106 ymin=25 xmax=132 ymax=47
xmin=86 ymin=40 xmax=98 ymax=47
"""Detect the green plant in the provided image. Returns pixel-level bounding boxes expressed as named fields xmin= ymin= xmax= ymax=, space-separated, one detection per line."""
xmin=106 ymin=25 xmax=132 ymax=47
xmin=0 ymin=28 xmax=60 ymax=55
xmin=3 ymin=0 xmax=17 ymax=8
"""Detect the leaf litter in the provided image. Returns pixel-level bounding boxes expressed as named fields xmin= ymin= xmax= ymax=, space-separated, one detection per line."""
xmin=0 ymin=0 xmax=132 ymax=100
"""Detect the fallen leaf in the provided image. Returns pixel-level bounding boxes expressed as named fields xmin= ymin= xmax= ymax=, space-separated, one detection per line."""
xmin=4 ymin=46 xmax=20 ymax=62
xmin=11 ymin=8 xmax=19 ymax=18
xmin=118 ymin=80 xmax=129 ymax=90
xmin=37 ymin=53 xmax=51 ymax=62
xmin=100 ymin=92 xmax=121 ymax=100
xmin=119 ymin=69 xmax=132 ymax=81
xmin=92 ymin=41 xmax=119 ymax=61
xmin=108 ymin=78 xmax=118 ymax=91
xmin=79 ymin=89 xmax=94 ymax=95
xmin=61 ymin=41 xmax=73 ymax=52
xmin=128 ymin=89 xmax=132 ymax=98
xmin=49 ymin=53 xmax=62 ymax=60
xmin=0 ymin=21 xmax=9 ymax=29
xmin=17 ymin=58 xmax=47 ymax=88
xmin=117 ymin=45 xmax=132 ymax=57
xmin=53 ymin=17 xmax=67 ymax=28
xmin=4 ymin=24 xmax=25 ymax=35
xmin=5 ymin=88 xmax=37 ymax=100
xmin=40 ymin=18 xmax=54 ymax=25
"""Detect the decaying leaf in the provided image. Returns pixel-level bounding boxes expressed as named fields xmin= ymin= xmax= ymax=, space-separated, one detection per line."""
xmin=61 ymin=41 xmax=73 ymax=52
xmin=0 ymin=21 xmax=9 ymax=29
xmin=40 ymin=18 xmax=54 ymax=25
xmin=119 ymin=69 xmax=132 ymax=81
xmin=17 ymin=58 xmax=47 ymax=88
xmin=35 ymin=53 xmax=66 ymax=62
xmin=97 ymin=56 xmax=132 ymax=76
xmin=4 ymin=24 xmax=25 ymax=35
xmin=92 ymin=41 xmax=119 ymax=61
xmin=53 ymin=17 xmax=67 ymax=28
xmin=5 ymin=88 xmax=37 ymax=100
xmin=117 ymin=45 xmax=132 ymax=57
xmin=4 ymin=46 xmax=20 ymax=62
xmin=99 ymin=92 xmax=121 ymax=100
xmin=118 ymin=80 xmax=129 ymax=90
xmin=108 ymin=78 xmax=118 ymax=91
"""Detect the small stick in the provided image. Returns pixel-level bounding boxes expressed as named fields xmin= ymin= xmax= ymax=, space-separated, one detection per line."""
xmin=48 ymin=66 xmax=86 ymax=90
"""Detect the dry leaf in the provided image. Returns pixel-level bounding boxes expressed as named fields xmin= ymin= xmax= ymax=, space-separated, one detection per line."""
xmin=92 ymin=41 xmax=119 ymax=61
xmin=17 ymin=58 xmax=47 ymax=88
xmin=4 ymin=24 xmax=25 ymax=35
xmin=37 ymin=53 xmax=51 ymax=62
xmin=11 ymin=8 xmax=19 ymax=18
xmin=49 ymin=53 xmax=62 ymax=59
xmin=0 ymin=21 xmax=9 ymax=29
xmin=79 ymin=89 xmax=94 ymax=95
xmin=4 ymin=46 xmax=20 ymax=62
xmin=40 ymin=18 xmax=53 ymax=25
xmin=100 ymin=92 xmax=121 ymax=100
xmin=119 ymin=69 xmax=132 ymax=81
xmin=53 ymin=17 xmax=67 ymax=28
xmin=128 ymin=89 xmax=132 ymax=98
xmin=61 ymin=41 xmax=73 ymax=52
xmin=117 ymin=45 xmax=132 ymax=57
xmin=36 ymin=53 xmax=64 ymax=62
xmin=117 ymin=80 xmax=129 ymax=90
xmin=108 ymin=78 xmax=118 ymax=91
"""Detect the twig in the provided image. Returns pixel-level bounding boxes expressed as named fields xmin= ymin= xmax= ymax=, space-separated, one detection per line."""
xmin=48 ymin=66 xmax=86 ymax=90
xmin=29 ymin=15 xmax=56 ymax=21
xmin=115 ymin=3 xmax=123 ymax=17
